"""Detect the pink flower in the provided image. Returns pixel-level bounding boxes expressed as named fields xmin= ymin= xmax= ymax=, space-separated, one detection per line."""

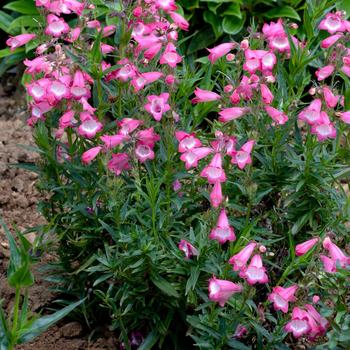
xmin=78 ymin=117 xmax=103 ymax=139
xmin=144 ymin=93 xmax=170 ymax=121
xmin=310 ymin=112 xmax=336 ymax=142
xmin=315 ymin=65 xmax=335 ymax=81
xmin=321 ymin=34 xmax=343 ymax=48
xmin=210 ymin=182 xmax=223 ymax=208
xmin=178 ymin=240 xmax=198 ymax=259
xmin=175 ymin=131 xmax=202 ymax=152
xmin=264 ymin=106 xmax=288 ymax=125
xmin=295 ymin=238 xmax=319 ymax=256
xmin=323 ymin=86 xmax=339 ymax=108
xmin=268 ymin=285 xmax=298 ymax=313
xmin=81 ymin=146 xmax=102 ymax=164
xmin=59 ymin=110 xmax=76 ymax=128
xmin=218 ymin=107 xmax=250 ymax=123
xmin=155 ymin=0 xmax=177 ymax=12
xmin=260 ymin=84 xmax=274 ymax=104
xmin=304 ymin=304 xmax=328 ymax=340
xmin=207 ymin=43 xmax=235 ymax=64
xmin=200 ymin=153 xmax=226 ymax=184
xmin=131 ymin=72 xmax=163 ymax=92
xmin=208 ymin=276 xmax=242 ymax=307
xmin=100 ymin=134 xmax=126 ymax=149
xmin=180 ymin=147 xmax=213 ymax=169
xmin=170 ymin=12 xmax=189 ymax=31
xmin=160 ymin=43 xmax=182 ymax=68
xmin=230 ymin=140 xmax=255 ymax=169
xmin=239 ymin=255 xmax=268 ymax=285
xmin=117 ymin=118 xmax=143 ymax=135
xmin=312 ymin=295 xmax=320 ymax=304
xmin=261 ymin=52 xmax=277 ymax=71
xmin=322 ymin=237 xmax=350 ymax=271
xmin=6 ymin=33 xmax=36 ymax=50
xmin=136 ymin=127 xmax=160 ymax=148
xmin=233 ymin=324 xmax=248 ymax=339
xmin=229 ymin=242 xmax=257 ymax=271
xmin=107 ymin=153 xmax=130 ymax=175
xmin=45 ymin=15 xmax=70 ymax=37
xmin=262 ymin=19 xmax=290 ymax=53
xmin=191 ymin=87 xmax=221 ymax=104
xmin=339 ymin=111 xmax=350 ymax=124
xmin=298 ymin=99 xmax=322 ymax=125
xmin=319 ymin=12 xmax=346 ymax=34
xmin=285 ymin=307 xmax=311 ymax=338
xmin=209 ymin=209 xmax=235 ymax=244
xmin=135 ymin=144 xmax=155 ymax=163
xmin=320 ymin=254 xmax=337 ymax=273
xmin=102 ymin=25 xmax=116 ymax=37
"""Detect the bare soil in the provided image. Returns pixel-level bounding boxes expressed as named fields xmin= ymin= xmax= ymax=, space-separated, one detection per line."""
xmin=0 ymin=81 xmax=117 ymax=350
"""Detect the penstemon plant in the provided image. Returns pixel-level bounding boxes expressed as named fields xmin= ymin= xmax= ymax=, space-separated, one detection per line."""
xmin=6 ymin=0 xmax=350 ymax=348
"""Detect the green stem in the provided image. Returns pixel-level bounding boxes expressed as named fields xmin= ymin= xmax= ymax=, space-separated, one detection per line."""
xmin=9 ymin=287 xmax=21 ymax=349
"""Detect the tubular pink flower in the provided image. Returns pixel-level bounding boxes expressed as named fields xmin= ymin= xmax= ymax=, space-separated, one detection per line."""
xmin=285 ymin=307 xmax=311 ymax=338
xmin=310 ymin=112 xmax=336 ymax=142
xmin=59 ymin=110 xmax=76 ymax=129
xmin=261 ymin=52 xmax=277 ymax=71
xmin=231 ymin=140 xmax=255 ymax=170
xmin=180 ymin=147 xmax=213 ymax=169
xmin=170 ymin=12 xmax=189 ymax=31
xmin=268 ymin=285 xmax=298 ymax=313
xmin=208 ymin=276 xmax=242 ymax=307
xmin=178 ymin=239 xmax=198 ymax=259
xmin=45 ymin=15 xmax=70 ymax=37
xmin=304 ymin=304 xmax=328 ymax=340
xmin=323 ymin=86 xmax=339 ymax=108
xmin=339 ymin=111 xmax=350 ymax=124
xmin=264 ymin=106 xmax=288 ymax=125
xmin=320 ymin=254 xmax=336 ymax=273
xmin=295 ymin=238 xmax=319 ymax=256
xmin=6 ymin=33 xmax=36 ymax=50
xmin=78 ymin=117 xmax=103 ymax=139
xmin=144 ymin=93 xmax=170 ymax=121
xmin=260 ymin=84 xmax=274 ymax=104
xmin=100 ymin=134 xmax=127 ymax=149
xmin=102 ymin=25 xmax=116 ymax=37
xmin=107 ymin=153 xmax=130 ymax=175
xmin=117 ymin=118 xmax=143 ymax=135
xmin=155 ymin=0 xmax=177 ymax=12
xmin=81 ymin=146 xmax=102 ymax=164
xmin=136 ymin=127 xmax=160 ymax=148
xmin=319 ymin=12 xmax=346 ymax=34
xmin=175 ymin=131 xmax=202 ymax=152
xmin=160 ymin=43 xmax=182 ymax=68
xmin=218 ymin=107 xmax=250 ymax=123
xmin=323 ymin=237 xmax=350 ymax=269
xmin=200 ymin=153 xmax=226 ymax=184
xmin=135 ymin=144 xmax=155 ymax=163
xmin=191 ymin=87 xmax=221 ymax=104
xmin=315 ymin=65 xmax=335 ymax=81
xmin=239 ymin=255 xmax=268 ymax=285
xmin=209 ymin=209 xmax=235 ymax=244
xmin=207 ymin=43 xmax=235 ymax=64
xmin=321 ymin=34 xmax=343 ymax=48
xmin=210 ymin=182 xmax=223 ymax=208
xmin=298 ymin=99 xmax=322 ymax=125
xmin=229 ymin=242 xmax=257 ymax=271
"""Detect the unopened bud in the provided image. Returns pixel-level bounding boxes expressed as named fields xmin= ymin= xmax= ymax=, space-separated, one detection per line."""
xmin=240 ymin=39 xmax=249 ymax=50
xmin=309 ymin=87 xmax=316 ymax=95
xmin=226 ymin=53 xmax=235 ymax=61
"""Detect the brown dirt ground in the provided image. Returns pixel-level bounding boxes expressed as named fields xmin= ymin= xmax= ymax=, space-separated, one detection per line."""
xmin=0 ymin=78 xmax=118 ymax=350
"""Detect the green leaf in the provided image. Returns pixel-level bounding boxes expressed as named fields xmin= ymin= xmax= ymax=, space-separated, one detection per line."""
xmin=222 ymin=3 xmax=242 ymax=18
xmin=0 ymin=10 xmax=14 ymax=33
xmin=0 ymin=302 xmax=9 ymax=349
xmin=4 ymin=1 xmax=39 ymax=15
xmin=138 ymin=330 xmax=159 ymax=350
xmin=338 ymin=0 xmax=350 ymax=18
xmin=151 ymin=274 xmax=179 ymax=298
xmin=187 ymin=28 xmax=216 ymax=54
xmin=222 ymin=14 xmax=245 ymax=35
xmin=185 ymin=265 xmax=200 ymax=295
xmin=264 ymin=6 xmax=301 ymax=21
xmin=0 ymin=48 xmax=24 ymax=58
xmin=17 ymin=299 xmax=85 ymax=343
xmin=203 ymin=10 xmax=223 ymax=38
xmin=8 ymin=15 xmax=43 ymax=31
